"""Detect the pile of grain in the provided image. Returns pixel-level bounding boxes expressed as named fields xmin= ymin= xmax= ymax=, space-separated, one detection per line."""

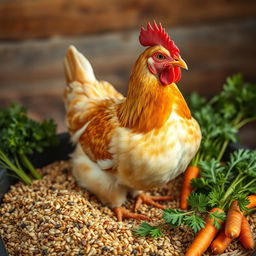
xmin=0 ymin=161 xmax=254 ymax=256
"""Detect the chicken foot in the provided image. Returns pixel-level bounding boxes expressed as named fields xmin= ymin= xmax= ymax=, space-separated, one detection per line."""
xmin=113 ymin=206 xmax=149 ymax=221
xmin=134 ymin=193 xmax=172 ymax=211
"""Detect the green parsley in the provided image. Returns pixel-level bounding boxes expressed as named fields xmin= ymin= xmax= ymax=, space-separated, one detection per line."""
xmin=0 ymin=103 xmax=59 ymax=184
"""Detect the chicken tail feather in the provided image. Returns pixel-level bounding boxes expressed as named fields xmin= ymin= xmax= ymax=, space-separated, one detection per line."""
xmin=64 ymin=45 xmax=96 ymax=84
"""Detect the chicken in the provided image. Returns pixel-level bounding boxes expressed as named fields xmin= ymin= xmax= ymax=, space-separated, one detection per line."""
xmin=63 ymin=22 xmax=201 ymax=221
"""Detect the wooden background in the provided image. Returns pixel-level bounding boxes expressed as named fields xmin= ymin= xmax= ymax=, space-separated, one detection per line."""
xmin=0 ymin=0 xmax=256 ymax=147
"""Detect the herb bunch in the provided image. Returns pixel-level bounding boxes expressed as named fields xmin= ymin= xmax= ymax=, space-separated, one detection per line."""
xmin=0 ymin=103 xmax=59 ymax=185
xmin=190 ymin=74 xmax=256 ymax=165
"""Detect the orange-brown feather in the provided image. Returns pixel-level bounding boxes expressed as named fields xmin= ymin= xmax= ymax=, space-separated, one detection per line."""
xmin=79 ymin=100 xmax=117 ymax=161
xmin=67 ymin=95 xmax=118 ymax=162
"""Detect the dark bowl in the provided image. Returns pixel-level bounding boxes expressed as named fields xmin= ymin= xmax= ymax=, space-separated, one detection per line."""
xmin=0 ymin=134 xmax=254 ymax=255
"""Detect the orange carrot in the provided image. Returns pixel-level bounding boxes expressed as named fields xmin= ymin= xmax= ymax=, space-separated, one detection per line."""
xmin=239 ymin=216 xmax=255 ymax=249
xmin=180 ymin=166 xmax=200 ymax=210
xmin=225 ymin=195 xmax=256 ymax=239
xmin=185 ymin=208 xmax=224 ymax=256
xmin=225 ymin=200 xmax=243 ymax=239
xmin=211 ymin=228 xmax=232 ymax=254
xmin=246 ymin=195 xmax=256 ymax=209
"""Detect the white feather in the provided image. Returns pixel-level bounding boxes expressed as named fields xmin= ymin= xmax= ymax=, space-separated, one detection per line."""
xmin=97 ymin=159 xmax=114 ymax=170
xmin=72 ymin=120 xmax=92 ymax=143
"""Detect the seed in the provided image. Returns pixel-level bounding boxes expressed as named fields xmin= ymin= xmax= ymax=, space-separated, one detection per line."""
xmin=131 ymin=248 xmax=138 ymax=255
xmin=8 ymin=208 xmax=16 ymax=213
xmin=81 ymin=239 xmax=87 ymax=246
xmin=55 ymin=209 xmax=61 ymax=214
xmin=42 ymin=249 xmax=48 ymax=255
xmin=55 ymin=224 xmax=62 ymax=229
xmin=101 ymin=246 xmax=110 ymax=252
xmin=20 ymin=222 xmax=27 ymax=229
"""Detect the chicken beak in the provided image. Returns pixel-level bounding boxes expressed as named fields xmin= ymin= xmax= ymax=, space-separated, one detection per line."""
xmin=169 ymin=56 xmax=188 ymax=70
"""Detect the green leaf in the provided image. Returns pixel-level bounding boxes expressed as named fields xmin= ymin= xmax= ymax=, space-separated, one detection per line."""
xmin=188 ymin=92 xmax=207 ymax=113
xmin=183 ymin=214 xmax=205 ymax=233
xmin=208 ymin=187 xmax=224 ymax=208
xmin=149 ymin=227 xmax=164 ymax=238
xmin=237 ymin=197 xmax=250 ymax=212
xmin=190 ymin=177 xmax=209 ymax=189
xmin=134 ymin=222 xmax=163 ymax=238
xmin=187 ymin=192 xmax=208 ymax=212
xmin=248 ymin=186 xmax=256 ymax=194
xmin=163 ymin=209 xmax=188 ymax=226
xmin=227 ymin=149 xmax=251 ymax=169
xmin=199 ymin=159 xmax=226 ymax=185
xmin=209 ymin=211 xmax=226 ymax=229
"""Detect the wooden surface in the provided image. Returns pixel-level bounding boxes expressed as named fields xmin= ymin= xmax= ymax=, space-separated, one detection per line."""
xmin=1 ymin=20 xmax=255 ymax=97
xmin=1 ymin=0 xmax=256 ymax=39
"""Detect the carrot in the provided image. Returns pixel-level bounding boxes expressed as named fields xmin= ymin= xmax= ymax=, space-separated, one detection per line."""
xmin=185 ymin=208 xmax=224 ymax=256
xmin=246 ymin=195 xmax=256 ymax=209
xmin=239 ymin=215 xmax=255 ymax=249
xmin=210 ymin=228 xmax=232 ymax=254
xmin=225 ymin=195 xmax=256 ymax=239
xmin=180 ymin=166 xmax=200 ymax=210
xmin=225 ymin=200 xmax=243 ymax=239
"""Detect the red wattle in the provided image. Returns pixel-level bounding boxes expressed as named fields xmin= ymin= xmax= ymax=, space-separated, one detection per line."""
xmin=174 ymin=66 xmax=181 ymax=82
xmin=160 ymin=66 xmax=181 ymax=85
xmin=160 ymin=66 xmax=174 ymax=85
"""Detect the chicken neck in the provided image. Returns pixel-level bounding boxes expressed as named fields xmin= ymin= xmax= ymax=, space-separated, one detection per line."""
xmin=117 ymin=55 xmax=191 ymax=133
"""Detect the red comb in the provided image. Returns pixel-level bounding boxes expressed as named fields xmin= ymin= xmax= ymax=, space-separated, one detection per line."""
xmin=139 ymin=21 xmax=180 ymax=57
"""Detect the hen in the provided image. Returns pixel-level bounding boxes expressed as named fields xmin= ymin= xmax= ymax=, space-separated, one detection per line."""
xmin=64 ymin=22 xmax=201 ymax=221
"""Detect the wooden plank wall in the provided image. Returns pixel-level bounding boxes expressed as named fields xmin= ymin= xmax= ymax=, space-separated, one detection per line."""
xmin=1 ymin=0 xmax=256 ymax=39
xmin=0 ymin=0 xmax=255 ymax=146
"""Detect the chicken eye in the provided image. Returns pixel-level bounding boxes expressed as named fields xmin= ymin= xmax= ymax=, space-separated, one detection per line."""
xmin=156 ymin=53 xmax=165 ymax=60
